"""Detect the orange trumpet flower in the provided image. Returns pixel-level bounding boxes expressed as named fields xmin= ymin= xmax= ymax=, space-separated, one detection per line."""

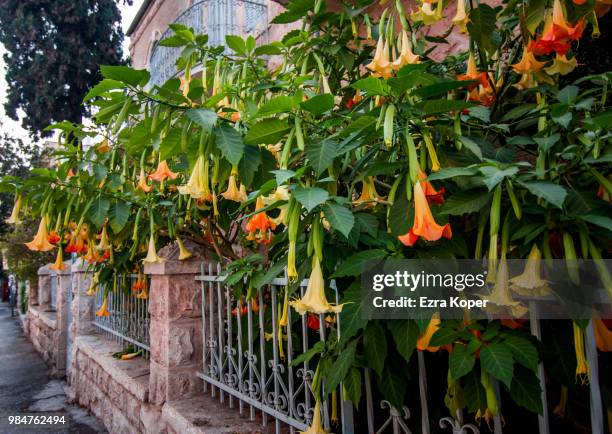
xmin=25 ymin=217 xmax=56 ymax=252
xmin=148 ymin=160 xmax=178 ymax=182
xmin=245 ymin=196 xmax=276 ymax=245
xmin=136 ymin=168 xmax=152 ymax=193
xmin=398 ymin=182 xmax=452 ymax=247
xmin=418 ymin=169 xmax=445 ymax=205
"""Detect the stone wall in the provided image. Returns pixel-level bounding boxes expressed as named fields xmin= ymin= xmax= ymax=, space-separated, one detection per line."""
xmin=26 ymin=306 xmax=58 ymax=372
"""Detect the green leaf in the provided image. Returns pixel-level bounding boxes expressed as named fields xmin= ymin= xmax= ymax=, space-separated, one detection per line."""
xmin=480 ymin=343 xmax=514 ymax=388
xmin=84 ymin=79 xmax=124 ymax=101
xmin=293 ymin=186 xmax=329 ymax=212
xmin=441 ymin=189 xmax=492 ymax=215
xmin=510 ymin=368 xmax=543 ymax=414
xmin=245 ymin=119 xmax=290 ymax=145
xmin=254 ymin=43 xmax=283 ymax=56
xmin=364 ymin=322 xmax=387 ymax=378
xmin=340 ymin=298 xmax=367 ymax=346
xmin=160 ymin=128 xmax=182 ymax=160
xmin=238 ymin=146 xmax=262 ymax=186
xmin=533 ymin=133 xmax=560 ymax=152
xmin=186 ymin=109 xmax=218 ymax=131
xmin=109 ymin=201 xmax=130 ymax=233
xmin=290 ymin=341 xmax=325 ymax=367
xmin=449 ymin=344 xmax=476 ymax=380
xmin=256 ymin=95 xmax=299 ymax=117
xmin=351 ymin=77 xmax=389 ymax=95
xmin=582 ymin=213 xmax=612 ymax=231
xmin=429 ymin=328 xmax=459 ymax=347
xmin=590 ymin=111 xmax=612 ymax=128
xmin=479 ymin=166 xmax=519 ymax=190
xmin=326 ymin=341 xmax=357 ymax=393
xmin=270 ymin=169 xmax=296 ymax=186
xmin=504 ymin=336 xmax=539 ymax=371
xmin=323 ymin=203 xmax=355 ymax=238
xmin=332 ymin=249 xmax=387 ymax=278
xmin=225 ymin=35 xmax=246 ymax=55
xmin=558 ymin=85 xmax=579 ymax=104
xmin=90 ymin=196 xmax=110 ymax=229
xmin=100 ymin=65 xmax=150 ymax=87
xmin=343 ymin=368 xmax=362 ymax=406
xmin=301 ymin=94 xmax=334 ymax=115
xmin=158 ymin=34 xmax=188 ymax=47
xmin=427 ymin=167 xmax=479 ymax=181
xmin=305 ymin=140 xmax=337 ymax=176
xmin=388 ymin=320 xmax=418 ymax=364
xmin=418 ymin=100 xmax=476 ymax=115
xmin=413 ymin=80 xmax=472 ymax=99
xmin=467 ymin=4 xmax=499 ymax=54
xmin=459 ymin=136 xmax=483 ymax=160
xmin=464 ymin=370 xmax=487 ymax=412
xmin=214 ymin=124 xmax=244 ymax=166
xmin=378 ymin=368 xmax=406 ymax=409
xmin=520 ymin=181 xmax=568 ymax=208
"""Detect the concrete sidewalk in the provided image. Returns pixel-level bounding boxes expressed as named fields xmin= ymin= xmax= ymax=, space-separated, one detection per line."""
xmin=0 ymin=303 xmax=106 ymax=433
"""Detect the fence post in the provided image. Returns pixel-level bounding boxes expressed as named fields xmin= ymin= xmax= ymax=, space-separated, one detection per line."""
xmin=37 ymin=265 xmax=52 ymax=309
xmin=54 ymin=264 xmax=72 ymax=378
xmin=145 ymin=257 xmax=205 ymax=405
xmin=70 ymin=258 xmax=96 ymax=338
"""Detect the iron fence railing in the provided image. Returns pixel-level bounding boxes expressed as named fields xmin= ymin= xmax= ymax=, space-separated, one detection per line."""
xmin=149 ymin=0 xmax=269 ymax=87
xmin=93 ymin=274 xmax=150 ymax=358
xmin=196 ymin=263 xmax=607 ymax=434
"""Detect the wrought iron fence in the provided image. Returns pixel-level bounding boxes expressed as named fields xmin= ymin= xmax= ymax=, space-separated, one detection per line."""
xmin=93 ymin=274 xmax=150 ymax=358
xmin=149 ymin=0 xmax=269 ymax=87
xmin=196 ymin=264 xmax=606 ymax=434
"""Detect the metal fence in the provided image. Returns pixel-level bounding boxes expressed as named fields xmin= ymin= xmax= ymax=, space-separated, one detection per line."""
xmin=196 ymin=263 xmax=607 ymax=434
xmin=50 ymin=274 xmax=58 ymax=311
xmin=93 ymin=274 xmax=150 ymax=358
xmin=149 ymin=0 xmax=269 ymax=87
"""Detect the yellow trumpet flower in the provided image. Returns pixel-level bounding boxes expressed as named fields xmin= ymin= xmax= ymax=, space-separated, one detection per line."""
xmin=49 ymin=248 xmax=67 ymax=271
xmin=544 ymin=54 xmax=578 ymax=76
xmin=25 ymin=216 xmax=56 ymax=252
xmin=366 ymin=36 xmax=393 ymax=79
xmin=512 ymin=46 xmax=547 ymax=74
xmin=411 ymin=1 xmax=444 ymax=25
xmin=177 ymin=238 xmax=193 ymax=261
xmin=392 ymin=30 xmax=420 ymax=70
xmin=287 ymin=240 xmax=298 ymax=280
xmin=221 ymin=174 xmax=247 ymax=202
xmin=452 ymin=0 xmax=469 ymax=33
xmin=86 ymin=273 xmax=99 ymax=296
xmin=96 ymin=295 xmax=110 ymax=317
xmin=96 ymin=139 xmax=111 ymax=153
xmin=136 ymin=168 xmax=152 ymax=193
xmin=6 ymin=194 xmax=22 ymax=224
xmin=510 ymin=244 xmax=551 ymax=296
xmin=178 ymin=155 xmax=212 ymax=201
xmin=143 ymin=233 xmax=163 ymax=264
xmin=290 ymin=257 xmax=343 ymax=315
xmin=264 ymin=186 xmax=291 ymax=226
xmin=416 ymin=313 xmax=443 ymax=351
xmin=96 ymin=225 xmax=111 ymax=251
xmin=481 ymin=259 xmax=528 ymax=318
xmin=354 ymin=177 xmax=381 ymax=207
xmin=573 ymin=322 xmax=589 ymax=384
xmin=300 ymin=400 xmax=325 ymax=434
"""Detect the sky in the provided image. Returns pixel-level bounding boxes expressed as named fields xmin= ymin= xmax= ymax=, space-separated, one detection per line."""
xmin=0 ymin=0 xmax=144 ymax=141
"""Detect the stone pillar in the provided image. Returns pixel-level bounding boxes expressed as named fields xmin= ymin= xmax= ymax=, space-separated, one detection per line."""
xmin=70 ymin=259 xmax=96 ymax=338
xmin=53 ymin=264 xmax=72 ymax=378
xmin=32 ymin=266 xmax=50 ymax=307
xmin=145 ymin=258 xmax=204 ymax=405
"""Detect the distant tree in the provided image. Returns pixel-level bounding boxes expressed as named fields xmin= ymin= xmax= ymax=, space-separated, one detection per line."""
xmin=0 ymin=0 xmax=130 ymax=137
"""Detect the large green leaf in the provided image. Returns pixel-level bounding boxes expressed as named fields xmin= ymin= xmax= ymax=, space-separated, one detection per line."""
xmin=363 ymin=322 xmax=387 ymax=378
xmin=449 ymin=344 xmax=476 ymax=380
xmin=351 ymin=77 xmax=389 ymax=95
xmin=441 ymin=189 xmax=492 ymax=215
xmin=339 ymin=288 xmax=367 ymax=346
xmin=225 ymin=35 xmax=246 ymax=55
xmin=214 ymin=124 xmax=244 ymax=166
xmin=429 ymin=328 xmax=459 ymax=347
xmin=503 ymin=336 xmax=539 ymax=371
xmin=388 ymin=320 xmax=418 ymax=364
xmin=323 ymin=203 xmax=355 ymax=238
xmin=480 ymin=343 xmax=514 ymax=388
xmin=413 ymin=80 xmax=472 ymax=99
xmin=343 ymin=368 xmax=362 ymax=406
xmin=90 ymin=196 xmax=110 ymax=229
xmin=292 ymin=186 xmax=329 ymax=212
xmin=109 ymin=200 xmax=130 ymax=233
xmin=520 ymin=181 xmax=568 ymax=209
xmin=479 ymin=166 xmax=519 ymax=190
xmin=378 ymin=368 xmax=406 ymax=409
xmin=467 ymin=4 xmax=499 ymax=54
xmin=100 ymin=65 xmax=150 ymax=87
xmin=305 ymin=140 xmax=337 ymax=176
xmin=332 ymin=249 xmax=387 ymax=278
xmin=459 ymin=136 xmax=483 ymax=160
xmin=238 ymin=146 xmax=262 ymax=186
xmin=464 ymin=370 xmax=487 ymax=412
xmin=301 ymin=94 xmax=334 ymax=115
xmin=510 ymin=368 xmax=543 ymax=414
xmin=418 ymin=99 xmax=475 ymax=115
xmin=326 ymin=341 xmax=357 ymax=393
xmin=83 ymin=79 xmax=124 ymax=101
xmin=185 ymin=108 xmax=218 ymax=131
xmin=160 ymin=128 xmax=182 ymax=160
xmin=427 ymin=167 xmax=479 ymax=181
xmin=245 ymin=119 xmax=290 ymax=145
xmin=256 ymin=95 xmax=299 ymax=117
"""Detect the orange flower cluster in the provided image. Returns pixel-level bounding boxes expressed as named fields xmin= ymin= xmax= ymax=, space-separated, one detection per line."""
xmin=529 ymin=0 xmax=584 ymax=56
xmin=245 ymin=196 xmax=276 ymax=245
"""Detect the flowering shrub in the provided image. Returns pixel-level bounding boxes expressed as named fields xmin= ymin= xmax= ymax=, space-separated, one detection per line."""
xmin=3 ymin=0 xmax=611 ymax=430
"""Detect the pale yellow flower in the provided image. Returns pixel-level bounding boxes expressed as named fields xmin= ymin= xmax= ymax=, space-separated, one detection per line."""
xmin=411 ymin=1 xmax=444 ymax=25
xmin=481 ymin=259 xmax=528 ymax=318
xmin=221 ymin=175 xmax=247 ymax=202
xmin=25 ymin=216 xmax=56 ymax=252
xmin=6 ymin=194 xmax=21 ymax=224
xmin=177 ymin=238 xmax=193 ymax=261
xmin=96 ymin=225 xmax=111 ymax=251
xmin=544 ymin=54 xmax=578 ymax=76
xmin=143 ymin=232 xmax=164 ymax=264
xmin=300 ymin=400 xmax=325 ymax=434
xmin=452 ymin=0 xmax=469 ymax=33
xmin=290 ymin=258 xmax=343 ymax=315
xmin=366 ymin=36 xmax=393 ymax=79
xmin=178 ymin=155 xmax=212 ymax=201
xmin=510 ymin=244 xmax=551 ymax=296
xmin=391 ymin=30 xmax=420 ymax=70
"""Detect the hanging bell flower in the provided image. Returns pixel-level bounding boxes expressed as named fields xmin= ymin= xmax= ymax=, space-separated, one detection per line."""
xmin=96 ymin=225 xmax=111 ymax=251
xmin=177 ymin=238 xmax=192 ymax=260
xmin=6 ymin=194 xmax=22 ymax=224
xmin=416 ymin=313 xmax=444 ymax=352
xmin=366 ymin=36 xmax=393 ymax=79
xmin=246 ymin=196 xmax=276 ymax=245
xmin=290 ymin=257 xmax=343 ymax=315
xmin=300 ymin=399 xmax=326 ymax=434
xmin=148 ymin=160 xmax=178 ymax=182
xmin=143 ymin=232 xmax=164 ymax=264
xmin=264 ymin=186 xmax=291 ymax=226
xmin=452 ymin=0 xmax=469 ymax=33
xmin=86 ymin=273 xmax=99 ymax=296
xmin=354 ymin=177 xmax=382 ymax=208
xmin=418 ymin=169 xmax=445 ymax=205
xmin=544 ymin=54 xmax=578 ymax=76
xmin=512 ymin=46 xmax=547 ymax=74
xmin=96 ymin=295 xmax=111 ymax=317
xmin=221 ymin=174 xmax=247 ymax=202
xmin=480 ymin=259 xmax=528 ymax=318
xmin=410 ymin=1 xmax=444 ymax=25
xmin=25 ymin=216 xmax=56 ymax=252
xmin=391 ymin=30 xmax=420 ymax=70
xmin=573 ymin=322 xmax=589 ymax=384
xmin=398 ymin=182 xmax=452 ymax=247
xmin=49 ymin=248 xmax=67 ymax=271
xmin=178 ymin=155 xmax=212 ymax=201
xmin=458 ymin=52 xmax=489 ymax=90
xmin=136 ymin=168 xmax=152 ymax=193
xmin=510 ymin=244 xmax=551 ymax=296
